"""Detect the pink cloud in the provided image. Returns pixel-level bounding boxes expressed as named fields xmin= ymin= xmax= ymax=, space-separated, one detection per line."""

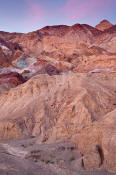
xmin=62 ymin=0 xmax=111 ymax=20
xmin=24 ymin=0 xmax=46 ymax=26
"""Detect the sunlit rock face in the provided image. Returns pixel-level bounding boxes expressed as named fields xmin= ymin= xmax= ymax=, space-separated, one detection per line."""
xmin=0 ymin=21 xmax=116 ymax=174
xmin=95 ymin=20 xmax=114 ymax=31
xmin=0 ymin=21 xmax=116 ymax=76
xmin=77 ymin=109 xmax=116 ymax=172
xmin=0 ymin=72 xmax=116 ymax=173
xmin=0 ymin=73 xmax=115 ymax=140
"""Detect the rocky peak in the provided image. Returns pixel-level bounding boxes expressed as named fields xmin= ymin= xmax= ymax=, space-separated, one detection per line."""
xmin=95 ymin=19 xmax=114 ymax=31
xmin=39 ymin=25 xmax=70 ymax=36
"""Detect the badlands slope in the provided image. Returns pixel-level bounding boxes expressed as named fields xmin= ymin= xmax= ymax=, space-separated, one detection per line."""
xmin=0 ymin=20 xmax=116 ymax=174
xmin=0 ymin=72 xmax=116 ymax=173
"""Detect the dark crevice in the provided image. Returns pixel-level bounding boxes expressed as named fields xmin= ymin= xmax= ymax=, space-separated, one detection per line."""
xmin=96 ymin=145 xmax=104 ymax=165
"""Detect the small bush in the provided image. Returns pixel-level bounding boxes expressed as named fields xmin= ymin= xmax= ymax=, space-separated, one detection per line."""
xmin=31 ymin=150 xmax=41 ymax=154
xmin=69 ymin=156 xmax=75 ymax=161
xmin=34 ymin=159 xmax=38 ymax=163
xmin=59 ymin=146 xmax=66 ymax=151
xmin=67 ymin=146 xmax=76 ymax=150
xmin=46 ymin=160 xmax=54 ymax=164
xmin=21 ymin=144 xmax=27 ymax=148
xmin=30 ymin=136 xmax=35 ymax=138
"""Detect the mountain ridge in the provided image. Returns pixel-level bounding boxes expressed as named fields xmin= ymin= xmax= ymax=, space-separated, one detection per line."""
xmin=95 ymin=19 xmax=114 ymax=31
xmin=0 ymin=19 xmax=116 ymax=174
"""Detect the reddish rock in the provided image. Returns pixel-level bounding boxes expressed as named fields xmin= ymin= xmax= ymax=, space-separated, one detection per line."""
xmin=0 ymin=20 xmax=116 ymax=74
xmin=95 ymin=20 xmax=114 ymax=31
xmin=34 ymin=59 xmax=60 ymax=75
xmin=0 ymin=20 xmax=116 ymax=174
xmin=0 ymin=72 xmax=26 ymax=94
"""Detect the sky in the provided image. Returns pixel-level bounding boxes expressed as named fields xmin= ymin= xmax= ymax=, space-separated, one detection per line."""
xmin=0 ymin=0 xmax=116 ymax=33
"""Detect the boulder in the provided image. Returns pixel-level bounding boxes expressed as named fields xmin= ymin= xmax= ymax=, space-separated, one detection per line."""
xmin=83 ymin=145 xmax=101 ymax=170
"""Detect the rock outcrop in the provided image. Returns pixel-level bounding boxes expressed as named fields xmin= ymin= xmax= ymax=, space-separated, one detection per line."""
xmin=0 ymin=73 xmax=115 ymax=141
xmin=0 ymin=20 xmax=116 ymax=75
xmin=83 ymin=145 xmax=102 ymax=170
xmin=0 ymin=20 xmax=116 ymax=174
xmin=95 ymin=20 xmax=114 ymax=31
xmin=77 ymin=109 xmax=116 ymax=172
xmin=0 ymin=72 xmax=25 ymax=94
